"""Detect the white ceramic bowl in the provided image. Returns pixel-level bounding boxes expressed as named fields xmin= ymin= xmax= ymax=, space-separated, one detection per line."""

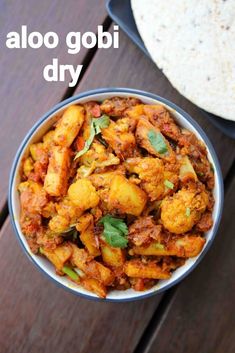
xmin=9 ymin=88 xmax=224 ymax=301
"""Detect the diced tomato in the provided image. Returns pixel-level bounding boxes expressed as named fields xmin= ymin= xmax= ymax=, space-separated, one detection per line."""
xmin=91 ymin=104 xmax=101 ymax=118
xmin=134 ymin=278 xmax=145 ymax=291
xmin=76 ymin=136 xmax=85 ymax=151
xmin=163 ymin=123 xmax=171 ymax=132
xmin=34 ymin=159 xmax=48 ymax=182
xmin=28 ymin=172 xmax=41 ymax=183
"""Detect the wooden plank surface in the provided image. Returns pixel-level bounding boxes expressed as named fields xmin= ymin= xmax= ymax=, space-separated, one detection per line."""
xmin=139 ymin=175 xmax=235 ymax=353
xmin=0 ymin=0 xmax=107 ymax=213
xmin=0 ymin=219 xmax=161 ymax=353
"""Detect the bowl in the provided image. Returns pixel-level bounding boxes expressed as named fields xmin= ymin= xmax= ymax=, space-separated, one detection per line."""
xmin=8 ymin=88 xmax=224 ymax=301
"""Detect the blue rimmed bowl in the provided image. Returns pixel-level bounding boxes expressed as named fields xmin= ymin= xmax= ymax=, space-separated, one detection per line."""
xmin=8 ymin=88 xmax=224 ymax=301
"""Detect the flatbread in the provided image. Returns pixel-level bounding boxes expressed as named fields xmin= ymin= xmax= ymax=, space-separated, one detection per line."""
xmin=131 ymin=0 xmax=235 ymax=121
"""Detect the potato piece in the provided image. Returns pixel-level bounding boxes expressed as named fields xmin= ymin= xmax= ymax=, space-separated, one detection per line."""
xmin=108 ymin=175 xmax=147 ymax=216
xmin=18 ymin=180 xmax=42 ymax=194
xmin=44 ymin=146 xmax=70 ymax=197
xmin=126 ymin=104 xmax=144 ymax=119
xmin=18 ymin=181 xmax=30 ymax=193
xmin=75 ymin=213 xmax=93 ymax=232
xmin=132 ymin=235 xmax=206 ymax=258
xmin=68 ymin=179 xmax=99 ymax=210
xmin=53 ymin=105 xmax=85 ymax=147
xmin=85 ymin=260 xmax=114 ymax=286
xmin=101 ymin=242 xmax=125 ymax=267
xmin=88 ymin=167 xmax=126 ymax=210
xmin=135 ymin=117 xmax=175 ymax=162
xmin=124 ymin=259 xmax=170 ymax=279
xmin=175 ymin=236 xmax=206 ymax=257
xmin=81 ymin=278 xmax=107 ymax=298
xmin=70 ymin=244 xmax=92 ymax=268
xmin=161 ymin=189 xmax=209 ymax=234
xmin=102 ymin=119 xmax=136 ymax=159
xmin=113 ymin=117 xmax=137 ymax=132
xmin=76 ymin=214 xmax=100 ymax=257
xmin=30 ymin=143 xmax=45 ymax=161
xmin=70 ymin=243 xmax=114 ymax=285
xmin=43 ymin=130 xmax=55 ymax=148
xmin=179 ymin=156 xmax=197 ymax=183
xmin=23 ymin=157 xmax=34 ymax=177
xmin=79 ymin=226 xmax=100 ymax=256
xmin=42 ymin=243 xmax=72 ymax=270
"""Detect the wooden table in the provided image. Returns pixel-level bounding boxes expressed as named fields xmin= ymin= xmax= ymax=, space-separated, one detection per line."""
xmin=1 ymin=1 xmax=235 ymax=352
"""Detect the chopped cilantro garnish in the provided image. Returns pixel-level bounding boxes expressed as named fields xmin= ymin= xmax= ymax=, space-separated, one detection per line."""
xmin=74 ymin=115 xmax=110 ymax=159
xmin=155 ymin=243 xmax=165 ymax=250
xmin=99 ymin=215 xmax=128 ymax=248
xmin=186 ymin=207 xmax=191 ymax=217
xmin=147 ymin=130 xmax=168 ymax=155
xmin=62 ymin=266 xmax=79 ymax=281
xmin=164 ymin=179 xmax=174 ymax=189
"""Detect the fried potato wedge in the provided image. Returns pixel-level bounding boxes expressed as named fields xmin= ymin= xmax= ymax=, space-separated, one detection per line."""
xmin=124 ymin=259 xmax=170 ymax=279
xmin=131 ymin=236 xmax=206 ymax=258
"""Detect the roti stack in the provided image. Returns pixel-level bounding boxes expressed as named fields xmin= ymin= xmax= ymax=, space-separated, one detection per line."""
xmin=131 ymin=0 xmax=235 ymax=121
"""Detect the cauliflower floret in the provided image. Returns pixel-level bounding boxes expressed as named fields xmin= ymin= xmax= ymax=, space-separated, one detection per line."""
xmin=68 ymin=179 xmax=100 ymax=210
xmin=56 ymin=198 xmax=83 ymax=222
xmin=125 ymin=157 xmax=178 ymax=201
xmin=49 ymin=214 xmax=70 ymax=233
xmin=160 ymin=188 xmax=209 ymax=234
xmin=48 ymin=198 xmax=84 ymax=233
xmin=125 ymin=157 xmax=165 ymax=201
